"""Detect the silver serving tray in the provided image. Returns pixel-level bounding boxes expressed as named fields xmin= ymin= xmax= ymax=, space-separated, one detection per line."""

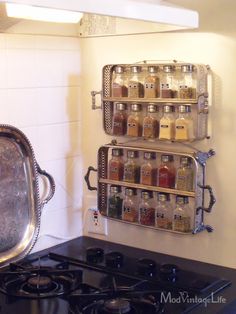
xmin=0 ymin=125 xmax=55 ymax=267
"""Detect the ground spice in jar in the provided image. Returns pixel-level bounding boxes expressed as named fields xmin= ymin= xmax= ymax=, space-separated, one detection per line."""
xmin=112 ymin=66 xmax=128 ymax=97
xmin=172 ymin=196 xmax=191 ymax=232
xmin=123 ymin=150 xmax=140 ymax=183
xmin=159 ymin=104 xmax=175 ymax=140
xmin=144 ymin=66 xmax=160 ymax=98
xmin=158 ymin=154 xmax=176 ymax=188
xmin=140 ymin=152 xmax=157 ymax=186
xmin=176 ymin=156 xmax=194 ymax=191
xmin=156 ymin=193 xmax=173 ymax=229
xmin=108 ymin=185 xmax=123 ymax=219
xmin=179 ymin=65 xmax=196 ymax=100
xmin=139 ymin=191 xmax=155 ymax=226
xmin=127 ymin=104 xmax=142 ymax=137
xmin=128 ymin=66 xmax=144 ymax=98
xmin=112 ymin=103 xmax=127 ymax=136
xmin=108 ymin=149 xmax=124 ymax=181
xmin=160 ymin=65 xmax=177 ymax=98
xmin=175 ymin=105 xmax=194 ymax=141
xmin=122 ymin=188 xmax=138 ymax=222
xmin=142 ymin=104 xmax=159 ymax=139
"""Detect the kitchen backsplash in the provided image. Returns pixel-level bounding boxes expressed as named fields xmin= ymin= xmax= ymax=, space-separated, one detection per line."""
xmin=0 ymin=33 xmax=83 ymax=251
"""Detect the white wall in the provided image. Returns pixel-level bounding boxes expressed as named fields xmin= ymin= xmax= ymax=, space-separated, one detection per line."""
xmin=81 ymin=5 xmax=236 ymax=268
xmin=0 ymin=33 xmax=83 ymax=252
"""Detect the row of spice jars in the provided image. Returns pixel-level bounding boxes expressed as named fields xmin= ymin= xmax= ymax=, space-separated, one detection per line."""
xmin=108 ymin=149 xmax=194 ymax=191
xmin=112 ymin=65 xmax=197 ymax=99
xmin=108 ymin=187 xmax=193 ymax=233
xmin=112 ymin=103 xmax=194 ymax=141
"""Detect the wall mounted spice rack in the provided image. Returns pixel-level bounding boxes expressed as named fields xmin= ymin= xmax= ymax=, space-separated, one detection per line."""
xmin=91 ymin=61 xmax=210 ymax=142
xmin=85 ymin=142 xmax=216 ymax=234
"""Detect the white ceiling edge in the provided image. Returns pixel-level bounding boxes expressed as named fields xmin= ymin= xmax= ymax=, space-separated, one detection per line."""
xmin=0 ymin=0 xmax=199 ymax=28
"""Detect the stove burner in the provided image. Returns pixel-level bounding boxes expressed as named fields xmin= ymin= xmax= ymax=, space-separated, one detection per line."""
xmin=87 ymin=248 xmax=104 ymax=264
xmin=25 ymin=276 xmax=54 ymax=292
xmin=104 ymin=299 xmax=131 ymax=313
xmin=105 ymin=252 xmax=124 ymax=269
xmin=0 ymin=264 xmax=82 ymax=299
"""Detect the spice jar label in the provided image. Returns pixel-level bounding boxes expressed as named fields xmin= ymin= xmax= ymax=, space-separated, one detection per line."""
xmin=173 ymin=215 xmax=191 ymax=232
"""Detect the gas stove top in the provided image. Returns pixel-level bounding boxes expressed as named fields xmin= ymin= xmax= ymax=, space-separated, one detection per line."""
xmin=0 ymin=237 xmax=231 ymax=314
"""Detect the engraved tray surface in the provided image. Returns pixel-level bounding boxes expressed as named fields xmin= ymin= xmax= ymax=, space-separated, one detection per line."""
xmin=0 ymin=125 xmax=55 ymax=267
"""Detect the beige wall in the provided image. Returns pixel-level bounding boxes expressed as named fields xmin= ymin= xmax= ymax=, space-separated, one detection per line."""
xmin=81 ymin=3 xmax=236 ymax=268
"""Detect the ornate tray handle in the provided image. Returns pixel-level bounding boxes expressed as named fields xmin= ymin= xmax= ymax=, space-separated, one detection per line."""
xmin=84 ymin=166 xmax=98 ymax=191
xmin=36 ymin=163 xmax=56 ymax=208
xmin=197 ymin=184 xmax=216 ymax=213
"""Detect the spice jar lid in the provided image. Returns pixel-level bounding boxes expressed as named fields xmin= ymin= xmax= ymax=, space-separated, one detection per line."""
xmin=163 ymin=65 xmax=175 ymax=73
xmin=180 ymin=156 xmax=192 ymax=166
xmin=110 ymin=185 xmax=122 ymax=194
xmin=127 ymin=150 xmax=139 ymax=158
xmin=144 ymin=152 xmax=156 ymax=160
xmin=125 ymin=188 xmax=137 ymax=196
xmin=116 ymin=103 xmax=126 ymax=111
xmin=112 ymin=148 xmax=123 ymax=157
xmin=115 ymin=66 xmax=125 ymax=74
xmin=181 ymin=64 xmax=194 ymax=73
xmin=161 ymin=154 xmax=174 ymax=163
xmin=131 ymin=66 xmax=142 ymax=73
xmin=141 ymin=190 xmax=153 ymax=199
xmin=179 ymin=105 xmax=191 ymax=113
xmin=147 ymin=104 xmax=158 ymax=113
xmin=163 ymin=104 xmax=175 ymax=113
xmin=131 ymin=103 xmax=142 ymax=112
xmin=148 ymin=66 xmax=158 ymax=73
xmin=176 ymin=195 xmax=189 ymax=204
xmin=158 ymin=193 xmax=170 ymax=202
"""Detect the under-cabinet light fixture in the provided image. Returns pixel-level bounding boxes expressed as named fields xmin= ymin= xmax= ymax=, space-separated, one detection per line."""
xmin=6 ymin=3 xmax=83 ymax=23
xmin=1 ymin=0 xmax=198 ymax=29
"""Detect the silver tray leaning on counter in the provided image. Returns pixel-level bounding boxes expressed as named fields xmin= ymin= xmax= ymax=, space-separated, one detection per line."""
xmin=85 ymin=141 xmax=216 ymax=235
xmin=0 ymin=125 xmax=55 ymax=267
xmin=91 ymin=61 xmax=210 ymax=142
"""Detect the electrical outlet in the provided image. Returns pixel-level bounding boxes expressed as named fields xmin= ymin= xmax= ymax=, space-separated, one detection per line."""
xmin=87 ymin=207 xmax=108 ymax=235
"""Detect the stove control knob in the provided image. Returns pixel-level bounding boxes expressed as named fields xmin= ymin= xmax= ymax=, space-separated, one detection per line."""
xmin=160 ymin=264 xmax=179 ymax=280
xmin=86 ymin=247 xmax=104 ymax=263
xmin=105 ymin=252 xmax=124 ymax=268
xmin=137 ymin=258 xmax=156 ymax=276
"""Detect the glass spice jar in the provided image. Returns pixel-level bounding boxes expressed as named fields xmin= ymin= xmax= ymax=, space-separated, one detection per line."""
xmin=175 ymin=105 xmax=194 ymax=141
xmin=108 ymin=149 xmax=124 ymax=181
xmin=112 ymin=103 xmax=127 ymax=136
xmin=128 ymin=66 xmax=144 ymax=98
xmin=144 ymin=66 xmax=160 ymax=98
xmin=123 ymin=150 xmax=140 ymax=183
xmin=122 ymin=188 xmax=138 ymax=223
xmin=176 ymin=156 xmax=194 ymax=191
xmin=179 ymin=64 xmax=197 ymax=99
xmin=172 ymin=195 xmax=192 ymax=232
xmin=159 ymin=104 xmax=175 ymax=140
xmin=140 ymin=152 xmax=157 ymax=186
xmin=112 ymin=65 xmax=128 ymax=97
xmin=139 ymin=191 xmax=156 ymax=226
xmin=156 ymin=193 xmax=173 ymax=229
xmin=127 ymin=103 xmax=143 ymax=137
xmin=142 ymin=104 xmax=159 ymax=139
xmin=160 ymin=65 xmax=177 ymax=98
xmin=108 ymin=185 xmax=123 ymax=219
xmin=158 ymin=154 xmax=176 ymax=188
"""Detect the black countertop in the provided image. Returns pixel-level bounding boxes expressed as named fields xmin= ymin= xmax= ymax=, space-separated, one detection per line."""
xmin=35 ymin=236 xmax=236 ymax=314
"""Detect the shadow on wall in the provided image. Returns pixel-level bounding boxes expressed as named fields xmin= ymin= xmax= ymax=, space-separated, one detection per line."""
xmin=66 ymin=74 xmax=82 ymax=229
